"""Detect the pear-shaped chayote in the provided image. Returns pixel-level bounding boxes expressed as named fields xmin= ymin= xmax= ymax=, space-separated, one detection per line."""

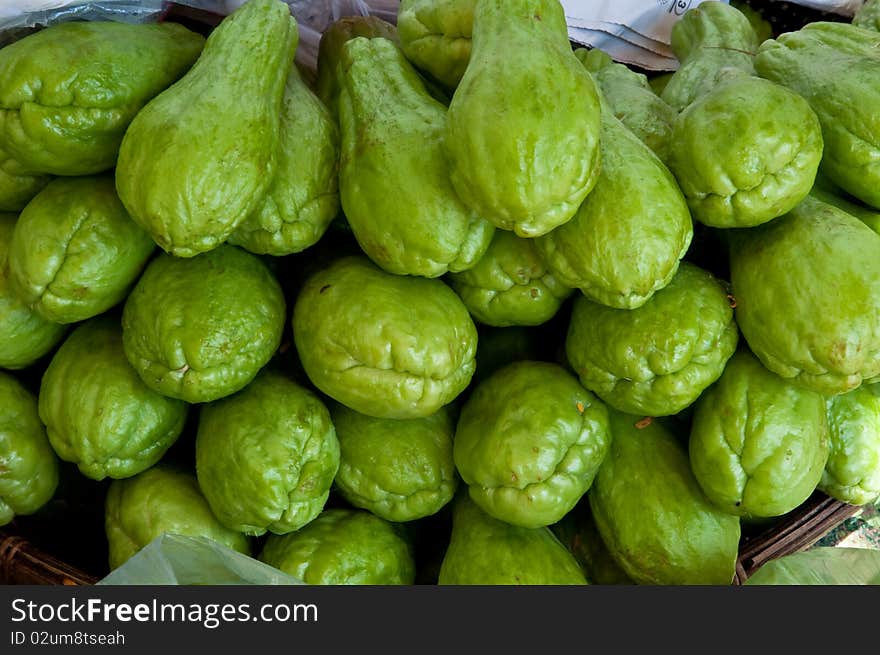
xmin=337 ymin=36 xmax=493 ymax=278
xmin=115 ymin=0 xmax=298 ymax=257
xmin=0 ymin=21 xmax=204 ymax=176
xmin=445 ymin=0 xmax=601 ymax=237
xmin=0 ymin=372 xmax=59 ymax=526
xmin=397 ymin=0 xmax=474 ymax=90
xmin=689 ymin=349 xmax=829 ymax=519
xmin=7 ymin=176 xmax=155 ymax=324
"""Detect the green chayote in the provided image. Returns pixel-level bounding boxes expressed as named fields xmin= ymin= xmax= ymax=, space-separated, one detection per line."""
xmin=689 ymin=349 xmax=829 ymax=518
xmin=121 ymin=245 xmax=286 ymax=403
xmin=116 ymin=0 xmax=297 ymax=257
xmin=39 ymin=318 xmax=187 ymax=481
xmin=292 ymin=256 xmax=477 ymax=419
xmin=259 ymin=508 xmax=415 ymax=585
xmin=454 ymin=360 xmax=610 ymax=528
xmin=0 ymin=372 xmax=59 ymax=526
xmin=105 ymin=465 xmax=251 ymax=570
xmin=0 ymin=21 xmax=204 ymax=176
xmin=228 ymin=64 xmax=339 ymax=256
xmin=0 ymin=146 xmax=49 ymax=212
xmin=336 ymin=36 xmax=493 ymax=277
xmin=447 ymin=230 xmax=572 ymax=327
xmin=819 ymin=385 xmax=880 ymax=506
xmin=535 ymin=112 xmax=692 ymax=309
xmin=438 ymin=493 xmax=586 ymax=585
xmin=332 ymin=403 xmax=457 ymax=522
xmin=551 ymin=501 xmax=633 ymax=585
xmin=0 ymin=213 xmax=65 ymax=370
xmin=755 ymin=22 xmax=880 ymax=209
xmin=445 ymin=0 xmax=601 ymax=237
xmin=7 ymin=176 xmax=155 ymax=324
xmin=589 ymin=411 xmax=741 ymax=585
xmin=565 ymin=262 xmax=738 ymax=417
xmin=196 ymin=370 xmax=339 ymax=536
xmin=729 ymin=196 xmax=880 ymax=395
xmin=397 ymin=0 xmax=474 ymax=89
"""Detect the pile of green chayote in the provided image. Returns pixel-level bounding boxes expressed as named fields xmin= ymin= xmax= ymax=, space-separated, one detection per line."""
xmin=2 ymin=0 xmax=880 ymax=586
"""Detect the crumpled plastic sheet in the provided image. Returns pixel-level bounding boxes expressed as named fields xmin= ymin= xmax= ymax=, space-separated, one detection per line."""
xmin=746 ymin=546 xmax=880 ymax=585
xmin=97 ymin=534 xmax=305 ymax=585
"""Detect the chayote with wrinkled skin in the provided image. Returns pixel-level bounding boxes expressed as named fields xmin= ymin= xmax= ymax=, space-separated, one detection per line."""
xmin=438 ymin=493 xmax=586 ymax=585
xmin=0 ymin=214 xmax=65 ymax=370
xmin=730 ymin=196 xmax=880 ymax=395
xmin=566 ymin=262 xmax=738 ymax=417
xmin=689 ymin=349 xmax=829 ymax=518
xmin=332 ymin=403 xmax=457 ymax=522
xmin=293 ymin=256 xmax=477 ymax=419
xmin=454 ymin=360 xmax=610 ymax=528
xmin=228 ymin=64 xmax=339 ymax=257
xmin=0 ymin=372 xmax=59 ymax=526
xmin=819 ymin=385 xmax=880 ymax=506
xmin=397 ymin=0 xmax=474 ymax=89
xmin=589 ymin=410 xmax=741 ymax=585
xmin=445 ymin=0 xmax=601 ymax=237
xmin=447 ymin=230 xmax=572 ymax=327
xmin=576 ymin=48 xmax=676 ymax=163
xmin=337 ymin=37 xmax=493 ymax=278
xmin=661 ymin=1 xmax=759 ymax=112
xmin=667 ymin=72 xmax=823 ymax=228
xmin=105 ymin=465 xmax=251 ymax=570
xmin=116 ymin=0 xmax=297 ymax=257
xmin=122 ymin=245 xmax=286 ymax=404
xmin=755 ymin=22 xmax=880 ymax=209
xmin=39 ymin=318 xmax=187 ymax=481
xmin=8 ymin=176 xmax=155 ymax=324
xmin=854 ymin=0 xmax=880 ymax=31
xmin=551 ymin=500 xmax=633 ymax=585
xmin=315 ymin=16 xmax=401 ymax=119
xmin=196 ymin=370 xmax=339 ymax=536
xmin=0 ymin=146 xmax=49 ymax=212
xmin=0 ymin=21 xmax=204 ymax=176
xmin=535 ymin=112 xmax=692 ymax=309
xmin=259 ymin=508 xmax=415 ymax=585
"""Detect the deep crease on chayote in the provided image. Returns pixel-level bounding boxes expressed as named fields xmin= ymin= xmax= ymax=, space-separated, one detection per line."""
xmin=397 ymin=0 xmax=474 ymax=89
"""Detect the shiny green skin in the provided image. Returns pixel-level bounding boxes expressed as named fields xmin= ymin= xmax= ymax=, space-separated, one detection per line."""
xmin=730 ymin=196 xmax=880 ymax=395
xmin=535 ymin=113 xmax=692 ymax=309
xmin=121 ymin=245 xmax=286 ymax=403
xmin=454 ymin=361 xmax=610 ymax=528
xmin=337 ymin=37 xmax=493 ymax=278
xmin=259 ymin=508 xmax=415 ymax=585
xmin=398 ymin=0 xmax=474 ymax=89
xmin=589 ymin=411 xmax=741 ymax=585
xmin=8 ymin=176 xmax=155 ymax=324
xmin=566 ymin=263 xmax=738 ymax=417
xmin=854 ymin=0 xmax=880 ymax=31
xmin=292 ymin=256 xmax=477 ymax=419
xmin=105 ymin=465 xmax=250 ymax=570
xmin=689 ymin=350 xmax=829 ymax=519
xmin=315 ymin=16 xmax=400 ymax=119
xmin=668 ymin=74 xmax=823 ymax=229
xmin=332 ymin=403 xmax=457 ymax=522
xmin=445 ymin=0 xmax=601 ymax=238
xmin=551 ymin=501 xmax=633 ymax=585
xmin=661 ymin=1 xmax=759 ymax=112
xmin=0 ymin=214 xmax=65 ymax=370
xmin=39 ymin=318 xmax=187 ymax=481
xmin=0 ymin=21 xmax=204 ymax=177
xmin=196 ymin=371 xmax=339 ymax=536
xmin=116 ymin=0 xmax=297 ymax=257
xmin=0 ymin=372 xmax=59 ymax=526
xmin=755 ymin=23 xmax=880 ymax=209
xmin=228 ymin=65 xmax=339 ymax=256
xmin=447 ymin=230 xmax=572 ymax=327
xmin=576 ymin=48 xmax=676 ymax=164
xmin=819 ymin=386 xmax=880 ymax=506
xmin=438 ymin=493 xmax=586 ymax=585
xmin=0 ymin=146 xmax=49 ymax=212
